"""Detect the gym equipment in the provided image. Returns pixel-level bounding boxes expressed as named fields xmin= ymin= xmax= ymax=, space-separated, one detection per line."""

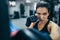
xmin=12 ymin=28 xmax=52 ymax=40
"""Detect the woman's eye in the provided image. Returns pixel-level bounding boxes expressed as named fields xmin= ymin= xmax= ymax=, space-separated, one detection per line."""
xmin=37 ymin=13 xmax=41 ymax=15
xmin=43 ymin=13 xmax=47 ymax=15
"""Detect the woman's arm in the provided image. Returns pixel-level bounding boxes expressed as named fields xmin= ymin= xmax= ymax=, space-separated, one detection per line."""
xmin=25 ymin=22 xmax=36 ymax=29
xmin=50 ymin=22 xmax=59 ymax=40
xmin=28 ymin=22 xmax=36 ymax=28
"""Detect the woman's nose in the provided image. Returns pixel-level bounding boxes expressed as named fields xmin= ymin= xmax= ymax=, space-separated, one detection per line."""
xmin=40 ymin=15 xmax=43 ymax=19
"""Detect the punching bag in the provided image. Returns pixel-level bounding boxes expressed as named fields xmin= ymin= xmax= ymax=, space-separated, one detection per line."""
xmin=12 ymin=29 xmax=52 ymax=40
xmin=0 ymin=0 xmax=10 ymax=40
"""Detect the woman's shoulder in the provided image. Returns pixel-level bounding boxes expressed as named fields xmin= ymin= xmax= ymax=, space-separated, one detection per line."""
xmin=50 ymin=21 xmax=57 ymax=25
xmin=49 ymin=21 xmax=59 ymax=28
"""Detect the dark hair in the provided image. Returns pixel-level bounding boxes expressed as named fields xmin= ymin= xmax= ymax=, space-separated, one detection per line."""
xmin=36 ymin=1 xmax=51 ymax=13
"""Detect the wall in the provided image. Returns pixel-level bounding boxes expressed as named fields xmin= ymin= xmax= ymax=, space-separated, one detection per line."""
xmin=9 ymin=0 xmax=39 ymax=17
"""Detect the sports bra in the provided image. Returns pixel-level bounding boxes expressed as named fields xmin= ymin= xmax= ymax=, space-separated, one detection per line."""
xmin=33 ymin=20 xmax=50 ymax=34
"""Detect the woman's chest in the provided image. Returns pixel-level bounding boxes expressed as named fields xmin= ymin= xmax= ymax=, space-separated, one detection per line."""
xmin=37 ymin=23 xmax=51 ymax=33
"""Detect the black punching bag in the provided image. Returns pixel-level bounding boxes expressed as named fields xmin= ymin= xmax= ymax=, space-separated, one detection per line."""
xmin=0 ymin=0 xmax=10 ymax=40
xmin=12 ymin=29 xmax=52 ymax=40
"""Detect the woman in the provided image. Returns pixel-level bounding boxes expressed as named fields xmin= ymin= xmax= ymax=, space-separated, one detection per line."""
xmin=26 ymin=1 xmax=59 ymax=40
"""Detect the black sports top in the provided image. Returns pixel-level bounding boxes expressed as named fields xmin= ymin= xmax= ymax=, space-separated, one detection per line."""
xmin=33 ymin=20 xmax=50 ymax=34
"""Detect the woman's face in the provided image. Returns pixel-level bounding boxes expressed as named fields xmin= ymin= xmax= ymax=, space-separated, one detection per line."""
xmin=36 ymin=7 xmax=49 ymax=21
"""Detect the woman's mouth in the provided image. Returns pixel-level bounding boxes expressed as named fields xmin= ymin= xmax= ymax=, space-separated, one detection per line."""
xmin=39 ymin=19 xmax=43 ymax=21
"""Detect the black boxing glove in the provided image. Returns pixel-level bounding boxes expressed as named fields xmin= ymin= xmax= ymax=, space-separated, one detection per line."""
xmin=30 ymin=15 xmax=38 ymax=22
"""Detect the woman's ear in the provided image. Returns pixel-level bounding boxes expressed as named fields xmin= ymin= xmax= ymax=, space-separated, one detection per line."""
xmin=48 ymin=13 xmax=49 ymax=16
xmin=48 ymin=11 xmax=50 ymax=16
xmin=47 ymin=12 xmax=50 ymax=19
xmin=47 ymin=12 xmax=50 ymax=16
